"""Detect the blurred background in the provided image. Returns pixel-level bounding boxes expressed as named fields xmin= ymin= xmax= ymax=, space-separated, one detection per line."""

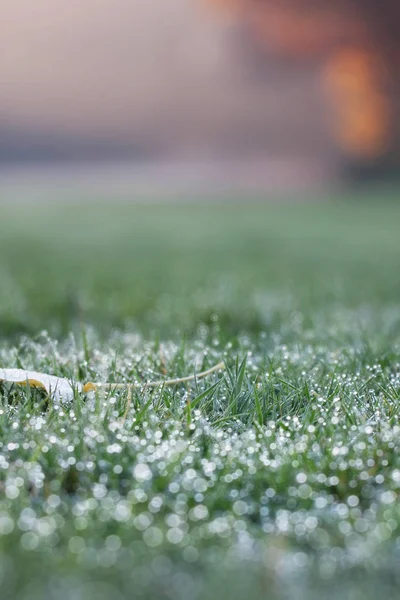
xmin=1 ymin=0 xmax=400 ymax=195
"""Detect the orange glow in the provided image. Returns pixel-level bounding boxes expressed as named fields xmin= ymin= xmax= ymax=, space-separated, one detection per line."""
xmin=205 ymin=0 xmax=391 ymax=160
xmin=323 ymin=49 xmax=390 ymax=158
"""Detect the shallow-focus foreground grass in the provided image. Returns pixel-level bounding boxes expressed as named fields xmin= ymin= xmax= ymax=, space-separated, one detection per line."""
xmin=1 ymin=193 xmax=400 ymax=599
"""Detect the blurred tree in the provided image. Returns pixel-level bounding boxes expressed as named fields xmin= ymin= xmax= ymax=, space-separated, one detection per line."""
xmin=206 ymin=0 xmax=400 ymax=174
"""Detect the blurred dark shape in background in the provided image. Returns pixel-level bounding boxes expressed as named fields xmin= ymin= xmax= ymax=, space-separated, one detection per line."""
xmin=0 ymin=0 xmax=399 ymax=192
xmin=209 ymin=0 xmax=400 ymax=179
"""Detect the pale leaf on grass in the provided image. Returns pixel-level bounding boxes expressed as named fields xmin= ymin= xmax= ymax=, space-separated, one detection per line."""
xmin=0 ymin=368 xmax=81 ymax=403
xmin=0 ymin=362 xmax=225 ymax=406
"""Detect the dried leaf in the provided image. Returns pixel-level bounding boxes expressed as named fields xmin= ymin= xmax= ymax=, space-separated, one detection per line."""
xmin=0 ymin=361 xmax=225 ymax=406
xmin=0 ymin=368 xmax=81 ymax=403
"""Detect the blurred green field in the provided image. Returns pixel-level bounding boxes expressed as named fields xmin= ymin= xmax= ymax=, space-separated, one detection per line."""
xmin=1 ymin=194 xmax=400 ymax=336
xmin=1 ymin=193 xmax=400 ymax=600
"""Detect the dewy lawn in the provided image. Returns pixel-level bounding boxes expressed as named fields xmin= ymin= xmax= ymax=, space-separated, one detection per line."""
xmin=0 ymin=194 xmax=400 ymax=600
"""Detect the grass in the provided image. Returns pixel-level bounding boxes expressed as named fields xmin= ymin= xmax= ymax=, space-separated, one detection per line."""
xmin=1 ymin=191 xmax=400 ymax=599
